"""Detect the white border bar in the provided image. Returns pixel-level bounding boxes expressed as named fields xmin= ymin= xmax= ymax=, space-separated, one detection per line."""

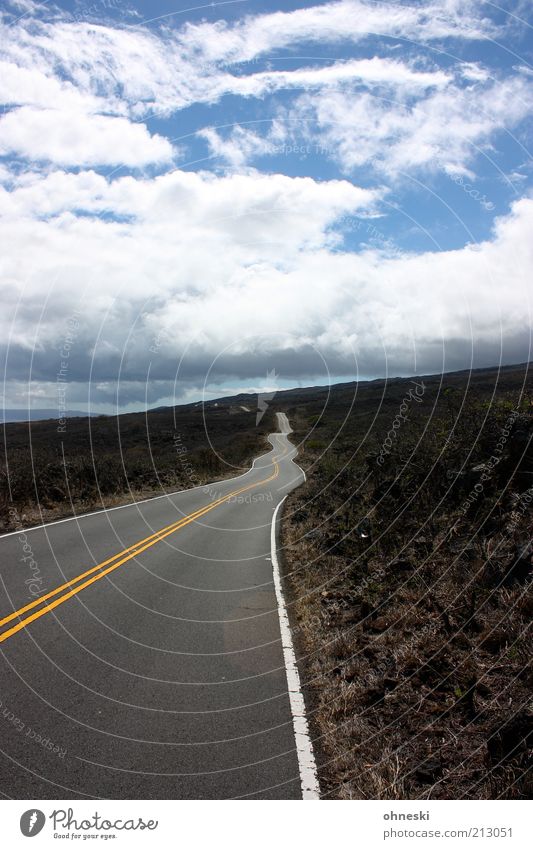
xmin=271 ymin=496 xmax=320 ymax=799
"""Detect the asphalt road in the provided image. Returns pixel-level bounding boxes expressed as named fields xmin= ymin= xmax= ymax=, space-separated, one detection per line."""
xmin=0 ymin=413 xmax=309 ymax=799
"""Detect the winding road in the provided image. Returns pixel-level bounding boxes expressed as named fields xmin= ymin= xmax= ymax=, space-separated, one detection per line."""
xmin=0 ymin=413 xmax=318 ymax=799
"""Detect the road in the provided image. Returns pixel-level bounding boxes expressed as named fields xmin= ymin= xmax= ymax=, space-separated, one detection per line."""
xmin=0 ymin=413 xmax=317 ymax=799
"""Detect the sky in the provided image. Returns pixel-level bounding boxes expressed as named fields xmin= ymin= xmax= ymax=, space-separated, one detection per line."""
xmin=0 ymin=0 xmax=532 ymax=413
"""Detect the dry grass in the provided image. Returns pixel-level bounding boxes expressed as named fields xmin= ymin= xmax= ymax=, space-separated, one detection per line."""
xmin=280 ymin=367 xmax=532 ymax=799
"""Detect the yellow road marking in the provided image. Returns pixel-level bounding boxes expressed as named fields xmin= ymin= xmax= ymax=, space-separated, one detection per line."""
xmin=0 ymin=450 xmax=284 ymax=644
xmin=0 ymin=468 xmax=272 ymax=630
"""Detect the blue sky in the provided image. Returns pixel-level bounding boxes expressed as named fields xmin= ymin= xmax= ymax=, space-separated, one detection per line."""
xmin=0 ymin=0 xmax=532 ymax=412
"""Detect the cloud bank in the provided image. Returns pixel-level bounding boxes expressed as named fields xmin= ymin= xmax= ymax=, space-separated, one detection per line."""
xmin=0 ymin=0 xmax=531 ymax=410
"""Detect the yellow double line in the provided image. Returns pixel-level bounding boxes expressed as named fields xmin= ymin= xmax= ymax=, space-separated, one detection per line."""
xmin=0 ymin=453 xmax=282 ymax=645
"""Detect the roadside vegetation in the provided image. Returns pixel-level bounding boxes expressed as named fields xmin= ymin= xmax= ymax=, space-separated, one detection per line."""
xmin=279 ymin=363 xmax=532 ymax=799
xmin=1 ymin=363 xmax=531 ymax=801
xmin=0 ymin=403 xmax=274 ymax=531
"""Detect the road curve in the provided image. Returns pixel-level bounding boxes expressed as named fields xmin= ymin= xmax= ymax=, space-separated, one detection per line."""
xmin=0 ymin=412 xmax=312 ymax=799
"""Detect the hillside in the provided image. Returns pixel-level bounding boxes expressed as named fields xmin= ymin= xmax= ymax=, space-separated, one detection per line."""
xmin=0 ymin=401 xmax=275 ymax=531
xmin=277 ymin=362 xmax=532 ymax=799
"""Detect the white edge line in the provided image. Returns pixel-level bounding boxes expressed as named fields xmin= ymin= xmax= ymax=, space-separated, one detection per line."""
xmin=271 ymin=496 xmax=320 ymax=800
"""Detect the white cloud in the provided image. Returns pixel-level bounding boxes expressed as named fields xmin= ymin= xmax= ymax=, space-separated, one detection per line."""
xmin=5 ymin=0 xmax=42 ymax=14
xmin=0 ymin=164 xmax=380 ymax=221
xmin=0 ymin=2 xmax=514 ymax=179
xmin=208 ymin=57 xmax=451 ymax=102
xmin=179 ymin=0 xmax=495 ymax=64
xmin=0 ymin=106 xmax=174 ymax=166
xmin=0 ymin=2 xmax=494 ymax=120
xmin=0 ymin=0 xmax=531 ymax=409
xmin=0 ymin=164 xmax=530 ymax=406
xmin=284 ymin=74 xmax=533 ymax=177
xmin=198 ymin=126 xmax=276 ymax=168
xmin=0 ymin=1 xmax=516 ymax=178
xmin=460 ymin=61 xmax=490 ymax=82
xmin=0 ymin=59 xmax=118 ymax=113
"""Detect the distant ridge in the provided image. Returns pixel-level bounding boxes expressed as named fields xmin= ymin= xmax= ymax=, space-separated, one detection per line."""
xmin=1 ymin=409 xmax=100 ymax=424
xmin=3 ymin=362 xmax=531 ymax=424
xmin=150 ymin=361 xmax=533 ymax=413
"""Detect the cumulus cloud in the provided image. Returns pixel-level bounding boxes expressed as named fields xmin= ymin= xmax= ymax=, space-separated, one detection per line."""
xmin=0 ymin=162 xmax=531 ymax=407
xmin=0 ymin=106 xmax=175 ymax=167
